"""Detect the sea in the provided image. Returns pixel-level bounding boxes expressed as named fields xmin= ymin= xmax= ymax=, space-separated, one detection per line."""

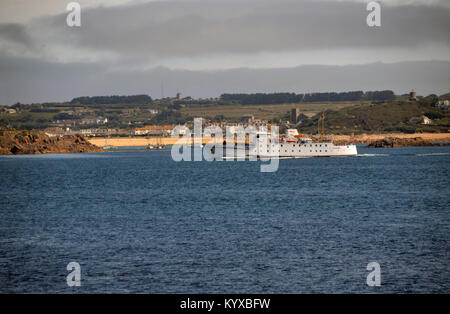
xmin=0 ymin=146 xmax=449 ymax=293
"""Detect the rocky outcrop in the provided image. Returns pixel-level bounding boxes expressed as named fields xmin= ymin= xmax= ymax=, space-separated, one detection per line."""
xmin=367 ymin=136 xmax=449 ymax=148
xmin=0 ymin=129 xmax=102 ymax=155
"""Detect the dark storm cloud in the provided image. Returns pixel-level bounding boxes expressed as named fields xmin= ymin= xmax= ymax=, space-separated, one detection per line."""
xmin=49 ymin=0 xmax=450 ymax=56
xmin=0 ymin=23 xmax=33 ymax=47
xmin=1 ymin=0 xmax=449 ymax=58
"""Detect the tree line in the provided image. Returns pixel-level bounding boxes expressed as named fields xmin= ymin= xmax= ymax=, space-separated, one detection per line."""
xmin=70 ymin=95 xmax=153 ymax=105
xmin=220 ymin=90 xmax=395 ymax=105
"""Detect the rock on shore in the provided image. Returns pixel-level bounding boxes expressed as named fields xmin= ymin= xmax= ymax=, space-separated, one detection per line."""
xmin=0 ymin=129 xmax=102 ymax=155
xmin=367 ymin=136 xmax=448 ymax=148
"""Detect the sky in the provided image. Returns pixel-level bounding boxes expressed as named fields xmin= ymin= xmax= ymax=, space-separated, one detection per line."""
xmin=0 ymin=0 xmax=449 ymax=104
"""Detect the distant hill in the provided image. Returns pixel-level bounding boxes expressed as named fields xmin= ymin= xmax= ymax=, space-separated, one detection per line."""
xmin=297 ymin=99 xmax=450 ymax=135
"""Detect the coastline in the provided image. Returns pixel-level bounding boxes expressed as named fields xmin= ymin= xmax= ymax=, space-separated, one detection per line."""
xmin=329 ymin=132 xmax=450 ymax=145
xmin=88 ymin=133 xmax=450 ymax=148
xmin=2 ymin=131 xmax=449 ymax=155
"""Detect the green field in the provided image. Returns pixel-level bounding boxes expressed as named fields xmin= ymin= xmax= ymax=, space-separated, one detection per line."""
xmin=179 ymin=101 xmax=363 ymax=120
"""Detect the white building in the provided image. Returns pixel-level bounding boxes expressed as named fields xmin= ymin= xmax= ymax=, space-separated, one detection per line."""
xmin=408 ymin=115 xmax=432 ymax=125
xmin=80 ymin=117 xmax=108 ymax=125
xmin=1 ymin=108 xmax=16 ymax=114
xmin=435 ymin=100 xmax=449 ymax=110
xmin=286 ymin=128 xmax=299 ymax=138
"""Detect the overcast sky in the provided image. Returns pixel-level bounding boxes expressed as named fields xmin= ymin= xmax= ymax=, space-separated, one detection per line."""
xmin=0 ymin=0 xmax=449 ymax=104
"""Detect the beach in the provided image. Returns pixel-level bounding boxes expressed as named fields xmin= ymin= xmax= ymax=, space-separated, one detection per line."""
xmin=87 ymin=133 xmax=450 ymax=148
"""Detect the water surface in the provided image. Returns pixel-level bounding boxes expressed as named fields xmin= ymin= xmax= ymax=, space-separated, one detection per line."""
xmin=0 ymin=146 xmax=449 ymax=293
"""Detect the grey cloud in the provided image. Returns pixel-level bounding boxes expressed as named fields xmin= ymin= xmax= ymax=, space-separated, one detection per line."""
xmin=66 ymin=0 xmax=450 ymax=54
xmin=1 ymin=53 xmax=449 ymax=105
xmin=0 ymin=23 xmax=33 ymax=47
xmin=1 ymin=0 xmax=449 ymax=104
xmin=2 ymin=0 xmax=449 ymax=59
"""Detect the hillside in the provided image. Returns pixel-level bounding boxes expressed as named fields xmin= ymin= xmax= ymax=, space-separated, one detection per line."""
xmin=2 ymin=92 xmax=450 ymax=133
xmin=0 ymin=90 xmax=398 ymax=129
xmin=297 ymin=99 xmax=450 ymax=135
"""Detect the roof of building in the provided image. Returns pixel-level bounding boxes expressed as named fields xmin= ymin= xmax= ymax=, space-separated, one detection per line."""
xmin=135 ymin=125 xmax=173 ymax=130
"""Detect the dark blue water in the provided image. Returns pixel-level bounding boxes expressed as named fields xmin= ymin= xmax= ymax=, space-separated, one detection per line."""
xmin=0 ymin=147 xmax=449 ymax=293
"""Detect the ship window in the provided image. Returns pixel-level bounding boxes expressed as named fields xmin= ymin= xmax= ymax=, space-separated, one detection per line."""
xmin=310 ymin=150 xmax=312 ymax=152
xmin=325 ymin=150 xmax=327 ymax=152
xmin=325 ymin=144 xmax=327 ymax=147
xmin=319 ymin=144 xmax=322 ymax=147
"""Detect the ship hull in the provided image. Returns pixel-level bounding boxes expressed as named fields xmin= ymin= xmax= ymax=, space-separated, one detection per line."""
xmin=249 ymin=142 xmax=357 ymax=158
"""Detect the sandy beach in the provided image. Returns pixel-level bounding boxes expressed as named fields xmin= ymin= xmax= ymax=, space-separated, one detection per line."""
xmin=88 ymin=133 xmax=450 ymax=147
xmin=88 ymin=137 xmax=217 ymax=147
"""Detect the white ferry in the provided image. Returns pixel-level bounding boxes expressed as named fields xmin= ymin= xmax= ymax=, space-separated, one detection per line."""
xmin=249 ymin=128 xmax=357 ymax=158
